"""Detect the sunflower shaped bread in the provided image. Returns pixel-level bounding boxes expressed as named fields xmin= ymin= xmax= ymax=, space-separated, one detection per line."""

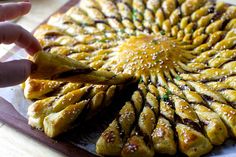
xmin=25 ymin=0 xmax=236 ymax=156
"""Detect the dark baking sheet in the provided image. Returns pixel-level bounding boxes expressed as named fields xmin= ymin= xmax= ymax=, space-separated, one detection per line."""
xmin=1 ymin=0 xmax=236 ymax=157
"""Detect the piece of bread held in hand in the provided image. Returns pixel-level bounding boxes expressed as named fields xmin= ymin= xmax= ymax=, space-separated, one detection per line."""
xmin=30 ymin=51 xmax=135 ymax=85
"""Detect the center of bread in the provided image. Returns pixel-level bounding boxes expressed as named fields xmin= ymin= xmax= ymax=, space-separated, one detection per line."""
xmin=110 ymin=35 xmax=183 ymax=76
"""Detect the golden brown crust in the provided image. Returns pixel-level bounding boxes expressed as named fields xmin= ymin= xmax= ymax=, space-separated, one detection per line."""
xmin=176 ymin=123 xmax=213 ymax=157
xmin=30 ymin=51 xmax=135 ymax=85
xmin=24 ymin=0 xmax=236 ymax=156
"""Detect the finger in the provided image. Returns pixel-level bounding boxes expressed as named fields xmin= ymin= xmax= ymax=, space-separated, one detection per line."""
xmin=0 ymin=60 xmax=33 ymax=87
xmin=0 ymin=1 xmax=31 ymax=21
xmin=0 ymin=22 xmax=41 ymax=55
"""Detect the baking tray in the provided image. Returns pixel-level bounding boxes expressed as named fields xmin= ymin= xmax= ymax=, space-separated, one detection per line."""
xmin=1 ymin=0 xmax=236 ymax=157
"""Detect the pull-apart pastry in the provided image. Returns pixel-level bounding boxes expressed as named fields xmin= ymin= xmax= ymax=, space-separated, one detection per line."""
xmin=24 ymin=0 xmax=236 ymax=156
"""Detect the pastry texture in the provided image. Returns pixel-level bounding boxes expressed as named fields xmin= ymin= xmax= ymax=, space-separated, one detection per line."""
xmin=25 ymin=0 xmax=236 ymax=156
xmin=30 ymin=51 xmax=135 ymax=85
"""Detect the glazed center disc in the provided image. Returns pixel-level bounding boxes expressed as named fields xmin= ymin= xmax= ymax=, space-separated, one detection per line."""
xmin=110 ymin=35 xmax=184 ymax=76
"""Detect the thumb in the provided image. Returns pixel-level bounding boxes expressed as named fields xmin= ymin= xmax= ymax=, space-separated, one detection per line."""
xmin=0 ymin=59 xmax=34 ymax=87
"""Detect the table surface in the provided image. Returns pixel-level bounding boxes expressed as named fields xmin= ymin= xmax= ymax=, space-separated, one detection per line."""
xmin=0 ymin=0 xmax=236 ymax=157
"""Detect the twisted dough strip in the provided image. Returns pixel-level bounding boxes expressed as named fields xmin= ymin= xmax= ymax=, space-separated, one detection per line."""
xmin=169 ymin=80 xmax=228 ymax=145
xmin=30 ymin=51 xmax=135 ymax=85
xmin=96 ymin=83 xmax=147 ymax=156
xmin=23 ymin=78 xmax=64 ymax=99
xmin=151 ymin=86 xmax=176 ymax=155
xmin=120 ymin=81 xmax=214 ymax=157
xmin=43 ymin=100 xmax=89 ymax=137
xmin=28 ymin=86 xmax=91 ymax=129
xmin=154 ymin=80 xmax=224 ymax=156
xmin=150 ymin=71 xmax=228 ymax=156
xmin=28 ymin=83 xmax=119 ymax=137
xmin=121 ymin=87 xmax=159 ymax=157
xmin=161 ymin=79 xmax=227 ymax=149
xmin=179 ymin=80 xmax=236 ymax=138
xmin=171 ymin=94 xmax=212 ymax=156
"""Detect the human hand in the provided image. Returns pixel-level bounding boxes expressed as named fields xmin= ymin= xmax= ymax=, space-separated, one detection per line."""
xmin=0 ymin=1 xmax=42 ymax=87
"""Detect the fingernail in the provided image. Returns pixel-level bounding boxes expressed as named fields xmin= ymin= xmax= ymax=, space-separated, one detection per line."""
xmin=27 ymin=47 xmax=36 ymax=56
xmin=31 ymin=63 xmax=37 ymax=73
